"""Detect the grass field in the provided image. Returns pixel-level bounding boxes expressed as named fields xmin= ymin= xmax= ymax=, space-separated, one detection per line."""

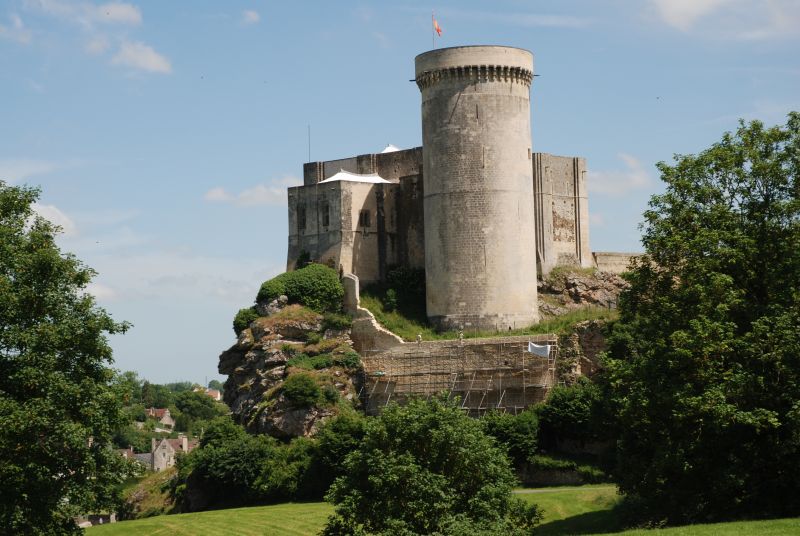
xmin=87 ymin=485 xmax=799 ymax=535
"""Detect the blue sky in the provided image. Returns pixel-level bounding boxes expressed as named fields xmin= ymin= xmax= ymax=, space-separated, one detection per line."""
xmin=2 ymin=0 xmax=798 ymax=384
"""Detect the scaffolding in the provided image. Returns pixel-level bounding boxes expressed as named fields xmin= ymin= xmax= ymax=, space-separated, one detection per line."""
xmin=358 ymin=334 xmax=558 ymax=416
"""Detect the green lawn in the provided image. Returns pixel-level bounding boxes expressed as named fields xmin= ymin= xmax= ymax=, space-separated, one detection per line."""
xmin=87 ymin=486 xmax=799 ymax=535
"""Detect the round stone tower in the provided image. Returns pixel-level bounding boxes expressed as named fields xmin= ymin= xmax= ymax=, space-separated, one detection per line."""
xmin=415 ymin=45 xmax=539 ymax=331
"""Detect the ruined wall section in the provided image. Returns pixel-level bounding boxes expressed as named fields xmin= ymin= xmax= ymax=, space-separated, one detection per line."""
xmin=533 ymin=153 xmax=592 ymax=275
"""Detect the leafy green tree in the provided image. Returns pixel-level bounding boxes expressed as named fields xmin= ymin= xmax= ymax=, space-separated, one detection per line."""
xmin=322 ymin=397 xmax=541 ymax=535
xmin=207 ymin=379 xmax=224 ymax=392
xmin=604 ymin=114 xmax=800 ymax=523
xmin=141 ymin=380 xmax=174 ymax=408
xmin=0 ymin=182 xmax=131 ymax=534
xmin=481 ymin=408 xmax=539 ymax=468
xmin=536 ymin=377 xmax=609 ymax=451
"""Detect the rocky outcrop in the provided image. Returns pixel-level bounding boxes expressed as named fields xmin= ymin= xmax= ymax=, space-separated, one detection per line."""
xmin=218 ymin=297 xmax=361 ymax=439
xmin=538 ymin=268 xmax=628 ymax=318
xmin=557 ymin=319 xmax=608 ymax=384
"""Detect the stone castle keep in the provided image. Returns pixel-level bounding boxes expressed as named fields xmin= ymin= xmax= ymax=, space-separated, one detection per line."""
xmin=288 ymin=46 xmax=626 ymax=331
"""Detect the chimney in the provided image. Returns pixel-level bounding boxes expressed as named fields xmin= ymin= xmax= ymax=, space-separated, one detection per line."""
xmin=181 ymin=435 xmax=188 ymax=452
xmin=151 ymin=437 xmax=157 ymax=452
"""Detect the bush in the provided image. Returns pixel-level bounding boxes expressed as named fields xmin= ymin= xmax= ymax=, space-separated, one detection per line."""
xmin=536 ymin=377 xmax=608 ymax=449
xmin=334 ymin=350 xmax=361 ymax=370
xmin=322 ymin=396 xmax=541 ymax=535
xmin=281 ymin=373 xmax=322 ymax=408
xmin=481 ymin=409 xmax=539 ymax=468
xmin=287 ymin=353 xmax=333 ymax=371
xmin=257 ymin=274 xmax=289 ymax=304
xmin=257 ymin=264 xmax=344 ymax=313
xmin=284 ymin=264 xmax=344 ymax=313
xmin=233 ymin=306 xmax=259 ymax=336
xmin=322 ymin=312 xmax=352 ymax=331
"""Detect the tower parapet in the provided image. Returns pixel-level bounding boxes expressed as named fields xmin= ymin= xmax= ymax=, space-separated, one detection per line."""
xmin=415 ymin=46 xmax=539 ymax=331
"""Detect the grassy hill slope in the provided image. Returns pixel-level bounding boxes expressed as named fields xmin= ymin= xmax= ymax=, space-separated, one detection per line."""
xmin=87 ymin=485 xmax=798 ymax=535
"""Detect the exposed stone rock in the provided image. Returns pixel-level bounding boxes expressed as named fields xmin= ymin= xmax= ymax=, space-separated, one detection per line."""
xmin=557 ymin=319 xmax=608 ymax=385
xmin=538 ymin=269 xmax=628 ymax=317
xmin=255 ymin=294 xmax=289 ymax=317
xmin=219 ymin=302 xmax=361 ymax=440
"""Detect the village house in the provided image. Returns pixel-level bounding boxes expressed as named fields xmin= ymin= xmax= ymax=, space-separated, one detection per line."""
xmin=150 ymin=435 xmax=198 ymax=472
xmin=145 ymin=407 xmax=175 ymax=429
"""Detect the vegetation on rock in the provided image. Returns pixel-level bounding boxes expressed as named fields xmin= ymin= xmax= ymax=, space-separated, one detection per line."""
xmin=256 ymin=263 xmax=344 ymax=313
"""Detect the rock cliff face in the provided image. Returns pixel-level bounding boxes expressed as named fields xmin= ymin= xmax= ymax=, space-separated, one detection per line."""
xmin=538 ymin=268 xmax=628 ymax=318
xmin=557 ymin=320 xmax=608 ymax=384
xmin=218 ymin=297 xmax=361 ymax=439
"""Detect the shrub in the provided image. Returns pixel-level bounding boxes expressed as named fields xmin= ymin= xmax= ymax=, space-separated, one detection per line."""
xmin=257 ymin=274 xmax=289 ymax=304
xmin=281 ymin=373 xmax=322 ymax=408
xmin=283 ymin=264 xmax=344 ymax=313
xmin=257 ymin=264 xmax=344 ymax=313
xmin=233 ymin=306 xmax=259 ymax=336
xmin=322 ymin=396 xmax=541 ymax=535
xmin=384 ymin=288 xmax=398 ymax=311
xmin=536 ymin=376 xmax=608 ymax=449
xmin=322 ymin=312 xmax=352 ymax=331
xmin=287 ymin=353 xmax=333 ymax=371
xmin=481 ymin=409 xmax=539 ymax=468
xmin=334 ymin=350 xmax=361 ymax=370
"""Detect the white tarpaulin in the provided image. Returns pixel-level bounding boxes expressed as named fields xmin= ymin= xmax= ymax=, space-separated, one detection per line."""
xmin=527 ymin=342 xmax=551 ymax=358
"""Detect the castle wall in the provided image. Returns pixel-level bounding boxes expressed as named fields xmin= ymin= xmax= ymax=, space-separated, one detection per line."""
xmin=592 ymin=251 xmax=638 ymax=274
xmin=533 ymin=153 xmax=592 ymax=275
xmin=416 ymin=46 xmax=539 ymax=331
xmin=287 ymin=183 xmax=344 ymax=270
xmin=287 ymin=181 xmax=400 ymax=284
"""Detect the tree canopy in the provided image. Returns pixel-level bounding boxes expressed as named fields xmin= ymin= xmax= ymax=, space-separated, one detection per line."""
xmin=604 ymin=113 xmax=800 ymax=523
xmin=322 ymin=397 xmax=541 ymax=535
xmin=0 ymin=182 xmax=131 ymax=534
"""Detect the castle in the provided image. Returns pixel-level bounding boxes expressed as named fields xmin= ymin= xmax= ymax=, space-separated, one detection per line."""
xmin=287 ymin=46 xmax=632 ymax=331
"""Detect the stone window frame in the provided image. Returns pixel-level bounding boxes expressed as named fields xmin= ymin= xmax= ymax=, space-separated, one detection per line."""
xmin=321 ymin=202 xmax=330 ymax=228
xmin=358 ymin=209 xmax=371 ymax=228
xmin=297 ymin=204 xmax=306 ymax=233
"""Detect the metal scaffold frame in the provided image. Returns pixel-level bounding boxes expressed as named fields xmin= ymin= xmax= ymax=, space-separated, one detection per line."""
xmin=358 ymin=335 xmax=559 ymax=416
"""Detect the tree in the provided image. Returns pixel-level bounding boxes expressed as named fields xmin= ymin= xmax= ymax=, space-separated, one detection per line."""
xmin=604 ymin=114 xmax=800 ymax=523
xmin=322 ymin=397 xmax=541 ymax=535
xmin=0 ymin=182 xmax=131 ymax=534
xmin=481 ymin=408 xmax=539 ymax=468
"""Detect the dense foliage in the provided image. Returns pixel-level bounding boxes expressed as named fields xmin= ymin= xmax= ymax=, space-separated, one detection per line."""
xmin=0 ymin=182 xmax=131 ymax=534
xmin=173 ymin=413 xmax=366 ymax=510
xmin=536 ymin=377 xmax=609 ymax=451
xmin=481 ymin=408 xmax=539 ymax=468
xmin=256 ymin=264 xmax=344 ymax=313
xmin=604 ymin=114 xmax=800 ymax=522
xmin=323 ymin=397 xmax=541 ymax=535
xmin=233 ymin=306 xmax=259 ymax=336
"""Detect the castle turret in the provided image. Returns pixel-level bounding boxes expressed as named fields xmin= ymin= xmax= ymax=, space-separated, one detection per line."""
xmin=415 ymin=46 xmax=539 ymax=331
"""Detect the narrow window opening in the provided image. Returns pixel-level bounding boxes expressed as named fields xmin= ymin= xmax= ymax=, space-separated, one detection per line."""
xmin=359 ymin=210 xmax=371 ymax=228
xmin=297 ymin=205 xmax=306 ymax=233
xmin=321 ymin=203 xmax=330 ymax=227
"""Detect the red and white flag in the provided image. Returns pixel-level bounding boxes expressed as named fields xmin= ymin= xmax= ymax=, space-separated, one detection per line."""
xmin=433 ymin=16 xmax=442 ymax=36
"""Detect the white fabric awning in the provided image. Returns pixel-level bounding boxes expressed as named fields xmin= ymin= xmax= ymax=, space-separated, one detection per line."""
xmin=319 ymin=169 xmax=391 ymax=184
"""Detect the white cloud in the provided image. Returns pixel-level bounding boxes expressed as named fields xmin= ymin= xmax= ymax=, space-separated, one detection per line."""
xmin=0 ymin=13 xmax=32 ymax=44
xmin=587 ymin=153 xmax=652 ymax=196
xmin=204 ymin=177 xmax=301 ymax=207
xmin=203 ymin=187 xmax=234 ymax=202
xmin=87 ymin=249 xmax=281 ymax=304
xmin=242 ymin=9 xmax=260 ymax=24
xmin=85 ymin=282 xmax=117 ymax=301
xmin=0 ymin=158 xmax=58 ymax=183
xmin=32 ymin=202 xmax=78 ymax=236
xmin=649 ymin=0 xmax=800 ymax=40
xmin=85 ymin=35 xmax=109 ymax=54
xmin=112 ymin=41 xmax=171 ymax=74
xmin=25 ymin=0 xmax=141 ymax=26
xmin=589 ymin=213 xmax=605 ymax=227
